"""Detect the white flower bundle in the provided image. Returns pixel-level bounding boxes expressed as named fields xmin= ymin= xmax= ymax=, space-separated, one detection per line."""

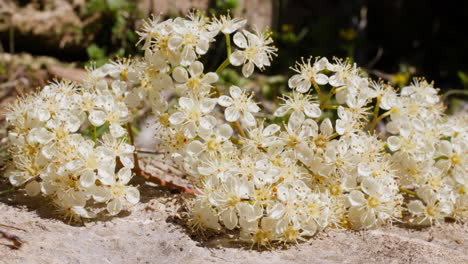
xmin=6 ymin=68 xmax=140 ymax=220
xmin=4 ymin=12 xmax=466 ymax=245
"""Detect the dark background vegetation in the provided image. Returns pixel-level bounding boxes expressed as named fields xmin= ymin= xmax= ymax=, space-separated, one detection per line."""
xmin=1 ymin=0 xmax=468 ymax=93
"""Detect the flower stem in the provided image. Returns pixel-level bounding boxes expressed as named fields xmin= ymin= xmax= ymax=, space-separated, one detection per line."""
xmin=324 ymin=105 xmax=339 ymax=110
xmin=399 ymin=187 xmax=419 ymax=199
xmin=319 ymin=86 xmax=337 ymax=110
xmin=0 ymin=188 xmax=16 ymax=196
xmin=233 ymin=120 xmax=247 ymax=138
xmin=134 ymin=167 xmax=201 ymax=195
xmin=369 ymin=96 xmax=381 ymax=133
xmin=127 ymin=126 xmax=200 ymax=194
xmin=136 ymin=149 xmax=164 ymax=156
xmin=215 ymin=58 xmax=231 ymax=74
xmin=312 ymin=80 xmax=323 ymax=102
xmin=126 ymin=123 xmax=140 ymax=171
xmin=225 ymin=33 xmax=231 ymax=57
xmin=92 ymin=125 xmax=97 ymax=143
xmin=215 ymin=34 xmax=232 ymax=74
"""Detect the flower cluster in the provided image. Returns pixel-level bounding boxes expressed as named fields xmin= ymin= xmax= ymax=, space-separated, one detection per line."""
xmin=383 ymin=80 xmax=468 ymax=224
xmin=6 ymin=67 xmax=141 ymax=220
xmin=187 ymin=57 xmax=406 ymax=244
xmin=4 ymin=12 xmax=466 ymax=245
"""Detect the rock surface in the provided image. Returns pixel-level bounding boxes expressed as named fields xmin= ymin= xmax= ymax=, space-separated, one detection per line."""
xmin=1 ymin=176 xmax=467 ymax=264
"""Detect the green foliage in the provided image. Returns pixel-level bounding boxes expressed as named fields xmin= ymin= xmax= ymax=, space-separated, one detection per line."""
xmin=217 ymin=68 xmax=248 ymax=87
xmin=457 ymin=71 xmax=468 ymax=89
xmin=82 ymin=123 xmax=110 ymax=140
xmin=209 ymin=0 xmax=240 ymax=15
xmin=83 ymin=0 xmax=142 ymax=64
xmin=86 ymin=44 xmax=107 ymax=67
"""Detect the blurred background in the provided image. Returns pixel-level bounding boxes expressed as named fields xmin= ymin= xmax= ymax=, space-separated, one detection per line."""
xmin=0 ymin=0 xmax=467 ymax=113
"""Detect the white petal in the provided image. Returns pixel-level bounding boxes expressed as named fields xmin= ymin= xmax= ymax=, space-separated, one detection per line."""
xmin=37 ymin=108 xmax=51 ymax=122
xmin=218 ymin=95 xmax=234 ymax=107
xmin=348 ymin=190 xmax=366 ymax=206
xmin=72 ymin=207 xmax=96 ymax=218
xmin=288 ymin=74 xmax=302 ymax=88
xmin=125 ymin=187 xmax=140 ymax=204
xmin=243 ymin=112 xmax=256 ymax=127
xmin=221 ymin=208 xmax=238 ymax=230
xmin=25 ymin=180 xmax=41 ymax=196
xmin=233 ymin=32 xmax=248 ymax=48
xmin=202 ymin=72 xmax=218 ymax=84
xmin=118 ymin=167 xmax=132 ymax=185
xmin=201 ymin=98 xmax=218 ymax=113
xmin=80 ymin=170 xmax=96 ymax=188
xmin=387 ymin=136 xmax=401 ymax=151
xmin=184 ymin=122 xmax=198 ymax=138
xmin=187 ymin=141 xmax=204 ymax=155
xmin=200 ymin=116 xmax=217 ymax=130
xmin=91 ymin=186 xmax=112 ymax=202
xmin=247 ymin=102 xmax=260 ymax=113
xmin=329 ymin=75 xmax=343 ymax=87
xmin=290 ymin=111 xmax=305 ymax=128
xmin=224 ymin=107 xmax=240 ymax=122
xmin=229 ymin=50 xmax=245 ymax=66
xmin=189 ymin=61 xmax=204 ymax=77
xmin=107 ymin=199 xmax=123 ymax=216
xmin=296 ymin=79 xmax=311 ymax=93
xmin=320 ymin=118 xmax=333 ymax=137
xmin=120 ymin=155 xmax=134 ymax=169
xmin=242 ymin=61 xmax=255 ymax=77
xmin=335 ymin=119 xmax=346 ymax=135
xmin=357 ymin=163 xmax=372 ymax=177
xmin=274 ymin=105 xmax=289 ymax=117
xmin=168 ymin=36 xmax=183 ymax=50
xmin=109 ymin=123 xmax=126 ymax=138
xmin=34 ymin=128 xmax=54 ymax=144
xmin=196 ymin=39 xmax=209 ymax=55
xmin=172 ymin=67 xmax=189 ymax=83
xmin=229 ymin=86 xmax=242 ymax=99
xmin=314 ymin=73 xmax=329 ymax=85
xmin=218 ymin=124 xmax=233 ymax=139
xmin=169 ymin=112 xmax=185 ymax=125
xmin=408 ymin=200 xmax=425 ymax=215
xmin=304 ymin=103 xmax=321 ymax=118
xmin=89 ymin=110 xmax=106 ymax=127
xmin=361 ymin=178 xmax=380 ymax=197
xmin=263 ymin=124 xmax=280 ymax=136
xmin=179 ymin=97 xmax=194 ymax=109
xmin=437 ymin=140 xmax=452 ymax=157
xmin=268 ymin=203 xmax=285 ymax=219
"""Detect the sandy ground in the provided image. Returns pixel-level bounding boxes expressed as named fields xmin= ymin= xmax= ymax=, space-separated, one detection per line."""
xmin=1 ymin=168 xmax=467 ymax=264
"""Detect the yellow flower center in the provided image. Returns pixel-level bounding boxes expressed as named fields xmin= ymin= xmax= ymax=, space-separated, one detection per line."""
xmin=367 ymin=197 xmax=380 ymax=208
xmin=451 ymin=154 xmax=461 ymax=165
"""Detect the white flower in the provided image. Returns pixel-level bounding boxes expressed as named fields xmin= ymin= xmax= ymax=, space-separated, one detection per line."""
xmin=172 ymin=61 xmax=218 ymax=96
xmin=186 ymin=124 xmax=234 ymax=156
xmin=168 ymin=13 xmax=215 ymax=66
xmin=210 ymin=14 xmax=246 ymax=34
xmin=169 ymin=96 xmax=218 ymax=138
xmin=214 ymin=177 xmax=253 ymax=230
xmin=274 ymin=92 xmax=321 ymax=121
xmin=288 ymin=57 xmax=331 ymax=93
xmin=348 ymin=178 xmax=396 ymax=229
xmin=218 ymin=86 xmax=260 ymax=126
xmin=107 ymin=167 xmax=140 ymax=215
xmin=408 ymin=186 xmax=451 ymax=225
xmin=189 ymin=199 xmax=221 ymax=231
xmin=229 ymin=30 xmax=276 ymax=77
